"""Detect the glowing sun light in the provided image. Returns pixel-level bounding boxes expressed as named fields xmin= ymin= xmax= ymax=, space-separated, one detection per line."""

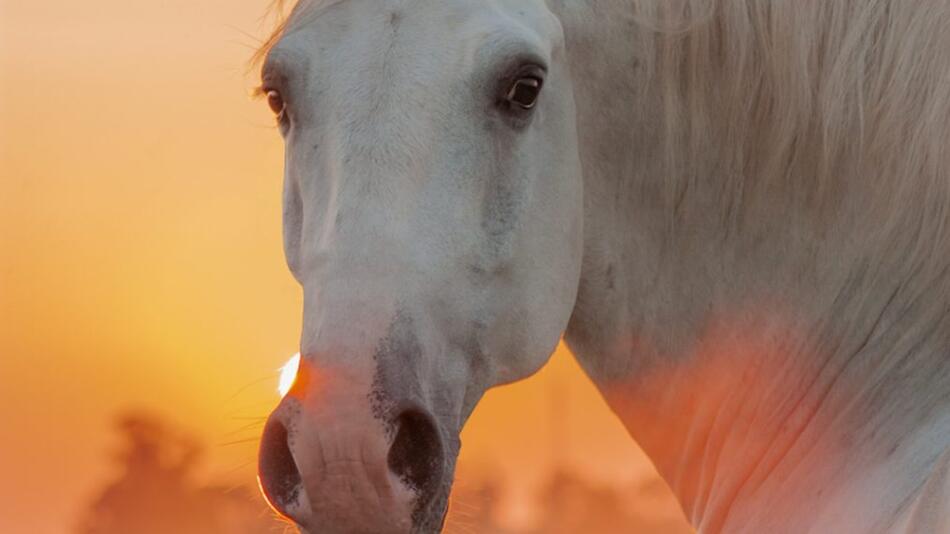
xmin=278 ymin=352 xmax=301 ymax=397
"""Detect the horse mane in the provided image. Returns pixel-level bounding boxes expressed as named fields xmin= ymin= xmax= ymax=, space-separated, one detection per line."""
xmin=619 ymin=1 xmax=950 ymax=366
xmin=628 ymin=0 xmax=950 ymax=231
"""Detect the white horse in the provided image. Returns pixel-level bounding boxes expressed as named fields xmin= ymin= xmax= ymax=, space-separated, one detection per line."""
xmin=254 ymin=1 xmax=950 ymax=532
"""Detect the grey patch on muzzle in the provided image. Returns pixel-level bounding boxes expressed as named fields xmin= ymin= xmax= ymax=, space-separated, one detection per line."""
xmin=369 ymin=310 xmax=455 ymax=533
xmin=369 ymin=310 xmax=424 ymax=426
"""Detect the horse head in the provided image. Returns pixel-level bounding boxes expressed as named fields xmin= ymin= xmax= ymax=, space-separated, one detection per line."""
xmin=256 ymin=1 xmax=582 ymax=531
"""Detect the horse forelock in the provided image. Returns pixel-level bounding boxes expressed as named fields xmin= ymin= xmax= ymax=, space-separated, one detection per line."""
xmin=251 ymin=0 xmax=350 ymax=69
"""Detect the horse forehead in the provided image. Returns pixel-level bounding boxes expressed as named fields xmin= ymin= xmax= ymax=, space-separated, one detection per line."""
xmin=311 ymin=0 xmax=552 ymax=18
xmin=289 ymin=0 xmax=557 ymax=50
xmin=282 ymin=1 xmax=556 ymax=112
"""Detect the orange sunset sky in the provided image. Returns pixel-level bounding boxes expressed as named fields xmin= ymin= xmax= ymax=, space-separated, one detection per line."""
xmin=0 ymin=2 xmax=679 ymax=532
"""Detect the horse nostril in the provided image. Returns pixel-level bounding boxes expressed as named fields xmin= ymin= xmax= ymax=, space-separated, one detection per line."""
xmin=387 ymin=407 xmax=445 ymax=502
xmin=258 ymin=418 xmax=302 ymax=519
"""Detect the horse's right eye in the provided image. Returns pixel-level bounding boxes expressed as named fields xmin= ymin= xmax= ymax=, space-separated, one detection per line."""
xmin=266 ymin=89 xmax=286 ymax=116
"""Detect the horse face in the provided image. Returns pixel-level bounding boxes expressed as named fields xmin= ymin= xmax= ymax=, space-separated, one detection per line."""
xmin=257 ymin=0 xmax=582 ymax=531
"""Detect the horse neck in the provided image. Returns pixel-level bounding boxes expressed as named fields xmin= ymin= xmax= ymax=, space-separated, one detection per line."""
xmin=553 ymin=1 xmax=950 ymax=531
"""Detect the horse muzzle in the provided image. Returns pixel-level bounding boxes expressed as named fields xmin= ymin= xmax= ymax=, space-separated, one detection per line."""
xmin=257 ymin=361 xmax=448 ymax=534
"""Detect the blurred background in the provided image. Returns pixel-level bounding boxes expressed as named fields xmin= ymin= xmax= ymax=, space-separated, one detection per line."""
xmin=0 ymin=1 xmax=691 ymax=532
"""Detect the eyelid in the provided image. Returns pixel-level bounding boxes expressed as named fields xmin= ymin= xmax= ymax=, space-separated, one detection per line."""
xmin=260 ymin=54 xmax=293 ymax=94
xmin=505 ymin=54 xmax=548 ymax=79
xmin=252 ymin=84 xmax=271 ymax=99
xmin=513 ymin=63 xmax=547 ymax=81
xmin=259 ymin=75 xmax=284 ymax=94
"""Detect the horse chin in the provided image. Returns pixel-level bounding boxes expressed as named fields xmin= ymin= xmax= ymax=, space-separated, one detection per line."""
xmin=291 ymin=508 xmax=448 ymax=534
xmin=287 ymin=479 xmax=451 ymax=534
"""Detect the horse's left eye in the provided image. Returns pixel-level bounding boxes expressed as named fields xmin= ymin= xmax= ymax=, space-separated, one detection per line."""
xmin=266 ymin=89 xmax=285 ymax=116
xmin=506 ymin=76 xmax=543 ymax=109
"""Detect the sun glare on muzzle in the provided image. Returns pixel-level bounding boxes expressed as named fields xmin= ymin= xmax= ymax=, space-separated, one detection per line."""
xmin=278 ymin=353 xmax=301 ymax=398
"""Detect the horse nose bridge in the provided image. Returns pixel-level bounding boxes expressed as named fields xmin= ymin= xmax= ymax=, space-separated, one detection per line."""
xmin=298 ymin=171 xmax=444 ymax=285
xmin=299 ymin=283 xmax=438 ymax=379
xmin=301 ymin=250 xmax=424 ymax=315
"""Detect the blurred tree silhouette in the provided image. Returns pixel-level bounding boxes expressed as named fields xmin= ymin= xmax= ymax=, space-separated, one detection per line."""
xmin=76 ymin=412 xmax=691 ymax=533
xmin=76 ymin=411 xmax=286 ymax=534
xmin=443 ymin=467 xmax=692 ymax=534
xmin=532 ymin=469 xmax=693 ymax=534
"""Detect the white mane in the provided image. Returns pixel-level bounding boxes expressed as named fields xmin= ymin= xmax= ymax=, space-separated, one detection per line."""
xmin=633 ymin=0 xmax=950 ymax=207
xmin=598 ymin=1 xmax=950 ymax=362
